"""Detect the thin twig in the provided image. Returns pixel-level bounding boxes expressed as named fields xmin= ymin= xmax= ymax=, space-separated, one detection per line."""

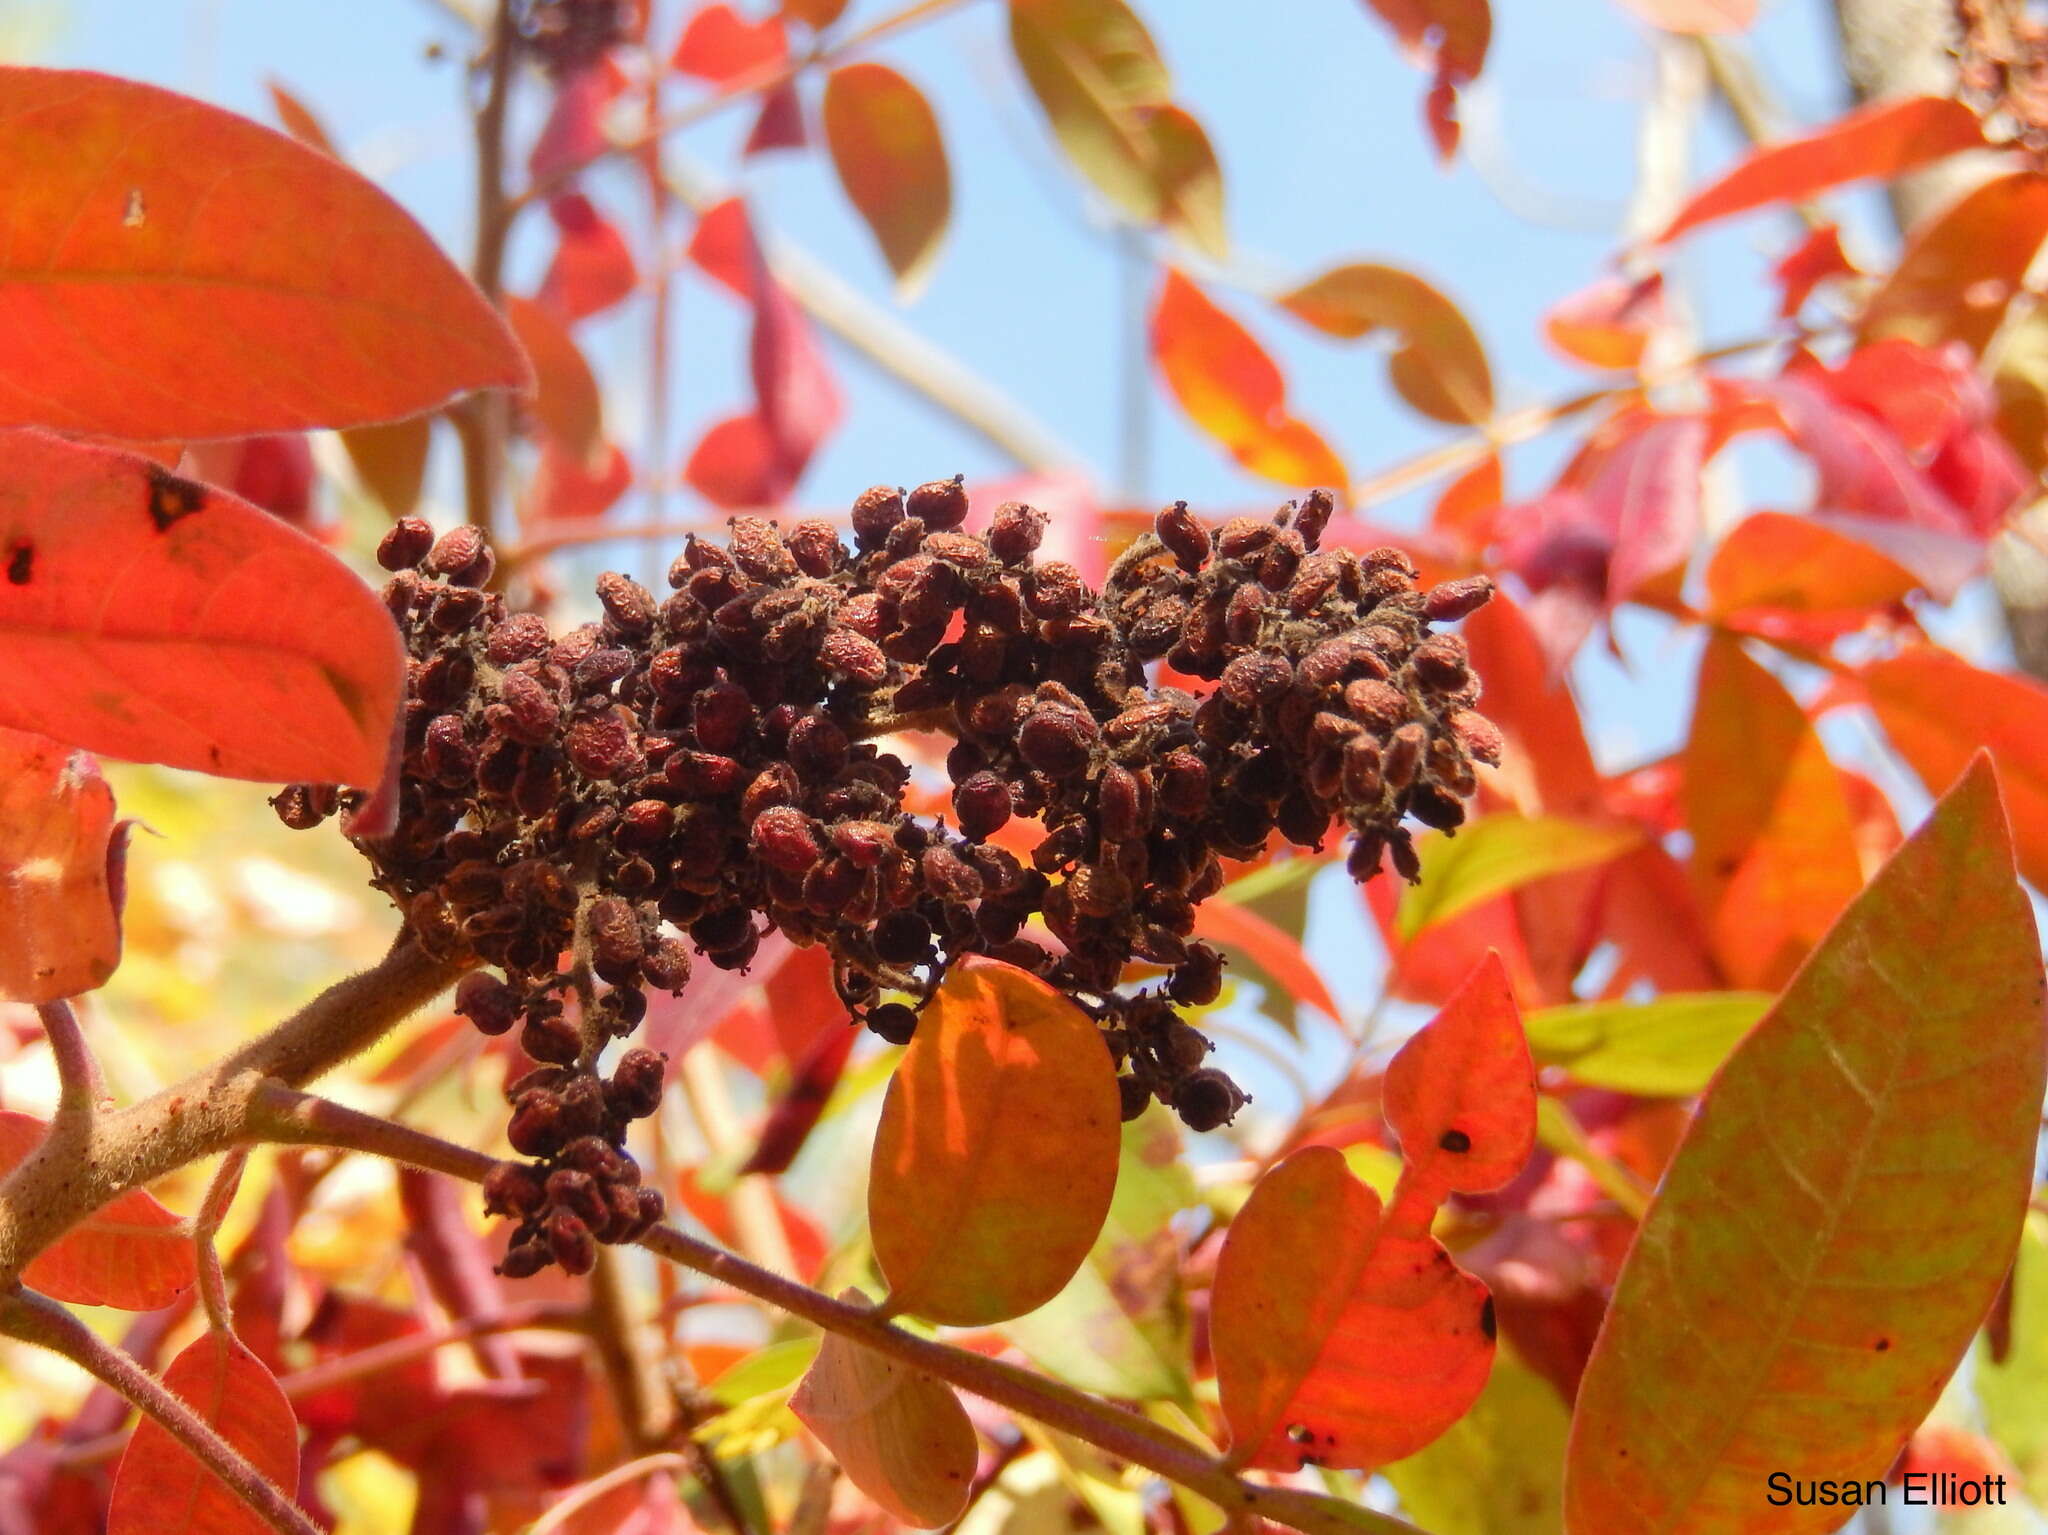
xmin=247 ymin=1086 xmax=1426 ymax=1535
xmin=193 ymin=1148 xmax=250 ymax=1333
xmin=0 ymin=1287 xmax=321 ymax=1535
xmin=528 ymin=1452 xmax=691 ymax=1534
xmin=35 ymin=1000 xmax=105 ymax=1118
xmin=458 ymin=0 xmax=519 ymax=540
xmin=587 ymin=1246 xmax=679 ymax=1451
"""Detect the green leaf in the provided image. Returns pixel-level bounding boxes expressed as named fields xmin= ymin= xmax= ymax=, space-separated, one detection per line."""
xmin=1522 ymin=992 xmax=1771 ymax=1096
xmin=706 ymin=1337 xmax=820 ymax=1408
xmin=1003 ymin=1105 xmax=1197 ymax=1399
xmin=1383 ymin=1346 xmax=1568 ymax=1534
xmin=1980 ymin=1213 xmax=2048 ymax=1503
xmin=1564 ymin=757 xmax=2047 ymax=1532
xmin=1397 ymin=815 xmax=1646 ymax=942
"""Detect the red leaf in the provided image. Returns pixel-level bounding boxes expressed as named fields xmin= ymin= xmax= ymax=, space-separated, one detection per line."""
xmin=686 ymin=197 xmax=754 ymax=299
xmin=182 ymin=435 xmax=319 ymax=533
xmin=821 ymin=62 xmax=952 ymax=295
xmin=1590 ymin=412 xmax=1706 ymax=601
xmin=540 ymin=194 xmax=639 ymax=324
xmin=0 ymin=727 xmax=120 ymax=1001
xmin=1358 ymin=0 xmax=1491 ymax=161
xmin=1657 ymin=96 xmax=1987 ymax=244
xmin=1615 ymin=0 xmax=1756 ymax=31
xmin=506 ymin=296 xmax=604 ymax=462
xmin=1703 ymin=510 xmax=1919 ymax=647
xmin=1152 ymin=269 xmax=1348 ymax=493
xmin=529 ymin=439 xmax=632 ymax=523
xmin=1772 ymin=222 xmax=1857 ymax=319
xmin=529 ymin=60 xmax=629 ymax=185
xmin=1683 ymin=632 xmax=1865 ymax=990
xmin=0 ymin=1112 xmax=194 ymax=1308
xmin=745 ymin=80 xmax=807 ymax=154
xmin=0 ymin=429 xmax=405 ymax=787
xmin=1382 ymin=952 xmax=1534 ymax=1196
xmin=740 ymin=1016 xmax=857 ymax=1176
xmin=1542 ymin=272 xmax=1665 ymax=372
xmin=672 ymin=4 xmax=788 ymax=84
xmin=1460 ymin=593 xmax=1601 ymax=814
xmin=684 ymin=413 xmax=777 ymax=508
xmin=109 ymin=1330 xmax=300 ymax=1535
xmin=0 ymin=67 xmax=526 ymax=439
xmin=264 ymin=79 xmax=339 ymax=156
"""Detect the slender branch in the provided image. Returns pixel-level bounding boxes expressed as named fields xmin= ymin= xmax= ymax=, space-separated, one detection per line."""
xmin=246 ymin=1086 xmax=1425 ymax=1535
xmin=0 ymin=935 xmax=465 ymax=1289
xmin=459 ymin=0 xmax=519 ymax=540
xmin=530 ymin=1452 xmax=691 ymax=1535
xmin=0 ymin=1287 xmax=320 ymax=1535
xmin=587 ymin=1246 xmax=679 ymax=1451
xmin=35 ymin=1000 xmax=105 ymax=1119
xmin=193 ymin=1148 xmax=249 ymax=1333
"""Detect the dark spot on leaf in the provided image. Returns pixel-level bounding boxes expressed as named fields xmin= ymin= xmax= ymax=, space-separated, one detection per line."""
xmin=1287 ymin=1423 xmax=1313 ymax=1444
xmin=1439 ymin=1127 xmax=1472 ymax=1153
xmin=145 ymin=463 xmax=206 ymax=532
xmin=1874 ymin=1337 xmax=1889 ymax=1352
xmin=1480 ymin=1295 xmax=1497 ymax=1341
xmin=4 ymin=541 xmax=30 ymax=585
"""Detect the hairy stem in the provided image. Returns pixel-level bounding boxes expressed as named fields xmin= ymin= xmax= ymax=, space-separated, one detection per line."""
xmin=0 ymin=1287 xmax=320 ymax=1535
xmin=247 ymin=1087 xmax=1425 ymax=1535
xmin=36 ymin=1000 xmax=104 ymax=1119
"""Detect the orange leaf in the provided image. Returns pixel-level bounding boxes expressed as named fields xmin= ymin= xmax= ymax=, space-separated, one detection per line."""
xmin=1542 ymin=272 xmax=1665 ymax=372
xmin=1773 ymin=222 xmax=1857 ymax=319
xmin=0 ymin=429 xmax=404 ymax=787
xmin=1657 ymin=96 xmax=1987 ymax=245
xmin=1382 ymin=952 xmax=1534 ymax=1195
xmin=529 ymin=439 xmax=633 ymax=523
xmin=822 ymin=63 xmax=952 ymax=296
xmin=1862 ymin=648 xmax=2048 ymax=890
xmin=783 ymin=0 xmax=850 ymax=27
xmin=1211 ymin=1146 xmax=1495 ymax=1471
xmin=790 ymin=1290 xmax=978 ymax=1527
xmin=0 ymin=727 xmax=119 ymax=1002
xmin=341 ymin=416 xmax=432 ymax=519
xmin=1152 ymin=270 xmax=1348 ymax=493
xmin=506 ymin=295 xmax=604 ymax=462
xmin=1190 ymin=896 xmax=1341 ymax=1028
xmin=0 ymin=67 xmax=525 ymax=439
xmin=1280 ymin=262 xmax=1493 ymax=425
xmin=109 ymin=1329 xmax=300 ymax=1534
xmin=1615 ymin=0 xmax=1756 ymax=31
xmin=1682 ymin=633 xmax=1865 ymax=989
xmin=868 ymin=959 xmax=1120 ymax=1326
xmin=672 ymin=4 xmax=788 ymax=85
xmin=264 ymin=79 xmax=339 ymax=156
xmin=1860 ymin=171 xmax=2048 ymax=356
xmin=0 ymin=1111 xmax=194 ymax=1308
xmin=1704 ymin=510 xmax=1919 ymax=646
xmin=1564 ymin=758 xmax=2045 ymax=1532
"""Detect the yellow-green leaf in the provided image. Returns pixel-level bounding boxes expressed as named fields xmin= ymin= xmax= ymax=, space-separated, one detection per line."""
xmin=1979 ymin=1213 xmax=2048 ymax=1503
xmin=869 ymin=959 xmax=1120 ymax=1326
xmin=1383 ymin=1346 xmax=1568 ymax=1535
xmin=1397 ymin=815 xmax=1645 ymax=942
xmin=1522 ymin=992 xmax=1771 ymax=1097
xmin=1564 ymin=757 xmax=2047 ymax=1532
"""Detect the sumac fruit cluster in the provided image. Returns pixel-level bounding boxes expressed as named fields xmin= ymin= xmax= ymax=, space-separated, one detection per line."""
xmin=277 ymin=484 xmax=1498 ymax=1274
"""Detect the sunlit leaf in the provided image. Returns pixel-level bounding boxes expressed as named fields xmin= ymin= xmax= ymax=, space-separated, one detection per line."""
xmin=1657 ymin=95 xmax=1987 ymax=245
xmin=869 ymin=959 xmax=1120 ymax=1326
xmin=822 ymin=63 xmax=952 ymax=296
xmin=1381 ymin=1345 xmax=1568 ymax=1534
xmin=1564 ymin=757 xmax=2046 ymax=1532
xmin=341 ymin=417 xmax=432 ymax=519
xmin=1861 ymin=172 xmax=2048 ymax=356
xmin=1002 ymin=1104 xmax=1196 ymax=1399
xmin=265 ymin=78 xmax=338 ymax=156
xmin=1862 ymin=648 xmax=2048 ymax=892
xmin=790 ymin=1289 xmax=977 ymax=1528
xmin=1007 ymin=0 xmax=1226 ymax=255
xmin=1542 ymin=273 xmax=1665 ymax=373
xmin=1383 ymin=952 xmax=1535 ymax=1195
xmin=1978 ymin=1214 xmax=2048 ymax=1503
xmin=1683 ymin=633 xmax=1865 ymax=990
xmin=0 ymin=1112 xmax=192 ymax=1307
xmin=0 ymin=429 xmax=404 ymax=786
xmin=1397 ymin=815 xmax=1645 ymax=942
xmin=0 ymin=726 xmax=119 ymax=1001
xmin=109 ymin=1328 xmax=300 ymax=1535
xmin=1153 ymin=269 xmax=1347 ymax=492
xmin=1704 ymin=511 xmax=1920 ymax=647
xmin=1280 ymin=262 xmax=1492 ymax=425
xmin=1522 ymin=992 xmax=1770 ymax=1096
xmin=0 ymin=67 xmax=525 ymax=438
